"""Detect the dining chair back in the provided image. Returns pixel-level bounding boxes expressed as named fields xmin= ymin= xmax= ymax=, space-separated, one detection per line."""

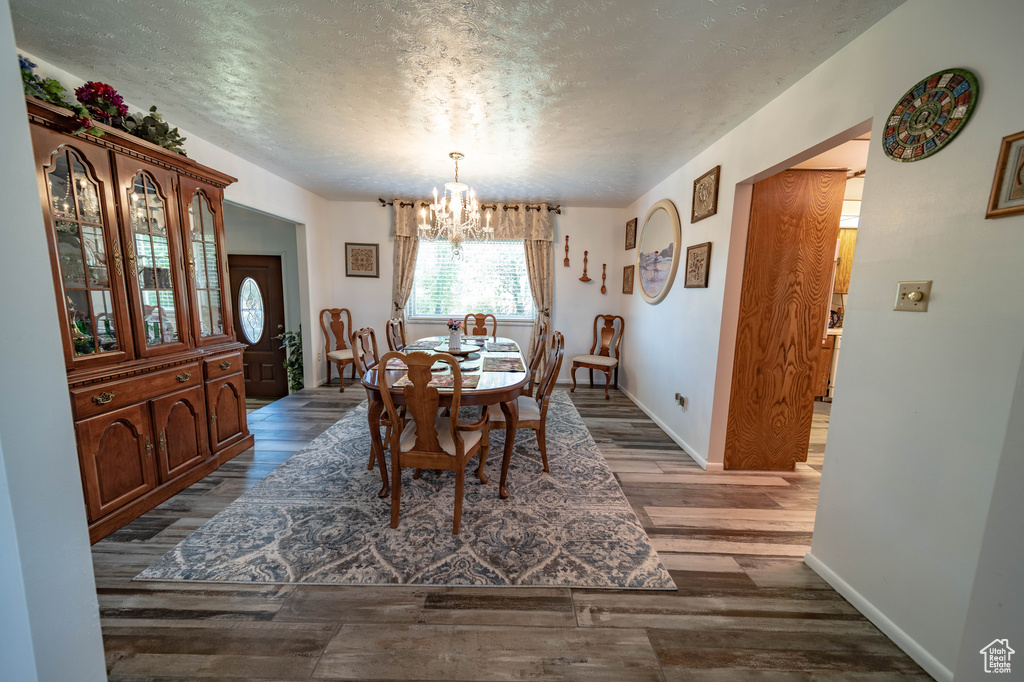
xmin=526 ymin=320 xmax=549 ymax=398
xmin=320 ymin=308 xmax=356 ymax=392
xmin=570 ymin=314 xmax=625 ymax=399
xmin=353 ymin=327 xmax=387 ymax=470
xmin=377 ymin=350 xmax=487 ymax=534
xmin=463 ymin=313 xmax=497 ymax=339
xmin=385 ymin=317 xmax=407 ymax=351
xmin=480 ymin=331 xmax=564 ymax=475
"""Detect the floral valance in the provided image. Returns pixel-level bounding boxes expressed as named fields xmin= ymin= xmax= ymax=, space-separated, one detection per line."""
xmin=392 ymin=200 xmax=555 ymax=242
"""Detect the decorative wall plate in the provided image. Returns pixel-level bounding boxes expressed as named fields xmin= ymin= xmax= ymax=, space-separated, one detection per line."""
xmin=883 ymin=68 xmax=979 ymax=162
xmin=691 ymin=166 xmax=720 ymax=223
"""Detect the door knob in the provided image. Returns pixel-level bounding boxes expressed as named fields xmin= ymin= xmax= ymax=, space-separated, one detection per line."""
xmin=278 ymin=324 xmax=284 ymax=329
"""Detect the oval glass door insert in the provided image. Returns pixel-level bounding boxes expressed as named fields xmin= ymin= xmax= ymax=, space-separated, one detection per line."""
xmin=238 ymin=277 xmax=264 ymax=344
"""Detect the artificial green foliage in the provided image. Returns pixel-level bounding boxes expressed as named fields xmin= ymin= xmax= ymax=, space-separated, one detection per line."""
xmin=276 ymin=326 xmax=304 ymax=393
xmin=19 ymin=54 xmax=101 ymax=135
xmin=123 ymin=106 xmax=188 ymax=156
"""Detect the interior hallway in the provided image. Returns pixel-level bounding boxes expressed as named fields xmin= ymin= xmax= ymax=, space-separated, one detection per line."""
xmin=94 ymin=386 xmax=925 ymax=680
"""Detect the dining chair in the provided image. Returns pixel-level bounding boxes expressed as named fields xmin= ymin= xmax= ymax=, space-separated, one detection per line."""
xmin=570 ymin=314 xmax=624 ymax=400
xmin=525 ymin=320 xmax=549 ymax=398
xmin=385 ymin=317 xmax=407 ymax=351
xmin=463 ymin=313 xmax=497 ymax=339
xmin=320 ymin=308 xmax=356 ymax=392
xmin=479 ymin=331 xmax=564 ymax=475
xmin=352 ymin=326 xmax=394 ymax=472
xmin=378 ymin=350 xmax=488 ymax=534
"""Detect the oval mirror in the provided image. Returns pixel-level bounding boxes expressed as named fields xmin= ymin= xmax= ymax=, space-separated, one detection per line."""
xmin=636 ymin=199 xmax=682 ymax=304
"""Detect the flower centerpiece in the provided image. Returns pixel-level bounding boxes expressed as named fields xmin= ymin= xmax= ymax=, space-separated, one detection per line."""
xmin=74 ymin=81 xmax=128 ymax=126
xmin=446 ymin=318 xmax=462 ymax=351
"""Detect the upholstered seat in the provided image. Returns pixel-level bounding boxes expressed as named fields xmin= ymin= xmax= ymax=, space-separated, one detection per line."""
xmin=571 ymin=353 xmax=618 ymax=367
xmin=486 ymin=395 xmax=542 ymax=422
xmin=400 ymin=418 xmax=482 ymax=455
xmin=327 ymin=348 xmax=353 ymax=361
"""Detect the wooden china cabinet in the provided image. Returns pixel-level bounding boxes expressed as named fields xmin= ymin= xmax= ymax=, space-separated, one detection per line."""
xmin=25 ymin=97 xmax=254 ymax=542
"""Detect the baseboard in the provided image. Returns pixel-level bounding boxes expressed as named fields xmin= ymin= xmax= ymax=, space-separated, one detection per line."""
xmin=803 ymin=552 xmax=953 ymax=682
xmin=614 ymin=385 xmax=715 ymax=471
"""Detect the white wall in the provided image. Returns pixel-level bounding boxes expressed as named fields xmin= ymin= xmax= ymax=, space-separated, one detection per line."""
xmin=323 ymin=202 xmax=622 ymax=384
xmin=0 ymin=4 xmax=106 ymax=677
xmin=953 ymin=347 xmax=1024 ymax=681
xmin=620 ymin=0 xmax=1024 ymax=678
xmin=223 ymin=203 xmax=302 ymax=335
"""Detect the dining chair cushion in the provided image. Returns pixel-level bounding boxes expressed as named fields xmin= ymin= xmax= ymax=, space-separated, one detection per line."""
xmin=327 ymin=349 xmax=353 ymax=361
xmin=572 ymin=353 xmax=618 ymax=367
xmin=486 ymin=395 xmax=542 ymax=422
xmin=399 ymin=417 xmax=482 ymax=456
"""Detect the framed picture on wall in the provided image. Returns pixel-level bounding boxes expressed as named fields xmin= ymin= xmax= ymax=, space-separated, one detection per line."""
xmin=345 ymin=242 xmax=379 ymax=278
xmin=625 ymin=218 xmax=637 ymax=250
xmin=684 ymin=242 xmax=712 ymax=288
xmin=691 ymin=165 xmax=721 ymax=223
xmin=986 ymin=130 xmax=1024 ymax=219
xmin=622 ymin=265 xmax=634 ymax=294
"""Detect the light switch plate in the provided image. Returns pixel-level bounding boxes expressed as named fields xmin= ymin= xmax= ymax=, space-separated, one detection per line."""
xmin=894 ymin=280 xmax=932 ymax=312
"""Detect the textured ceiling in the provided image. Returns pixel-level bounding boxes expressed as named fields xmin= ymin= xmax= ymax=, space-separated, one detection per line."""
xmin=11 ymin=0 xmax=903 ymax=206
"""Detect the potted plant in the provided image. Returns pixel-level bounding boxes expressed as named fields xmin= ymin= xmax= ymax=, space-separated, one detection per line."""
xmin=276 ymin=326 xmax=304 ymax=393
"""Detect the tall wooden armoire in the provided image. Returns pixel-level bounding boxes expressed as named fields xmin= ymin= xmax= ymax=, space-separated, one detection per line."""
xmin=25 ymin=97 xmax=254 ymax=542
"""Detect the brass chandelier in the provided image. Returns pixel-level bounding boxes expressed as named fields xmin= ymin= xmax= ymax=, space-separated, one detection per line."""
xmin=418 ymin=152 xmax=493 ymax=257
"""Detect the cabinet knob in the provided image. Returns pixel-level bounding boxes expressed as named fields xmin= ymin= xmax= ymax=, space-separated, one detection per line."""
xmin=219 ymin=360 xmax=232 ymax=370
xmin=176 ymin=371 xmax=191 ymax=382
xmin=92 ymin=391 xmax=115 ymax=405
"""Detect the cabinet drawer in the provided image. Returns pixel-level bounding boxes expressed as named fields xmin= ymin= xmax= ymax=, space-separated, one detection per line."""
xmin=71 ymin=362 xmax=202 ymax=419
xmin=204 ymin=351 xmax=243 ymax=380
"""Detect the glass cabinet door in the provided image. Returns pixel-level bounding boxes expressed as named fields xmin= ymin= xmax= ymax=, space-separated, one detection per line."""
xmin=179 ymin=176 xmax=232 ymax=345
xmin=187 ymin=191 xmax=223 ymax=338
xmin=115 ymin=158 xmax=191 ymax=356
xmin=39 ymin=141 xmax=132 ymax=367
xmin=129 ymin=173 xmax=179 ymax=346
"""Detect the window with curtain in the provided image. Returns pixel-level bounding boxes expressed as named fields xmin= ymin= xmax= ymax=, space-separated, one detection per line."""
xmin=409 ymin=239 xmax=536 ymax=320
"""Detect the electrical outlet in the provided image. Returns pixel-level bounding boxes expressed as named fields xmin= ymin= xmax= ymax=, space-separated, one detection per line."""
xmin=894 ymin=280 xmax=932 ymax=312
xmin=317 ymin=351 xmax=322 ymax=362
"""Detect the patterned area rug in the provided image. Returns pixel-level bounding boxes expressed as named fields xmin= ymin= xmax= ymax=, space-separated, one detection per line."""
xmin=137 ymin=392 xmax=676 ymax=590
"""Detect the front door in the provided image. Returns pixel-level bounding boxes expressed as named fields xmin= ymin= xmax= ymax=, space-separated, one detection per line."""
xmin=228 ymin=254 xmax=288 ymax=398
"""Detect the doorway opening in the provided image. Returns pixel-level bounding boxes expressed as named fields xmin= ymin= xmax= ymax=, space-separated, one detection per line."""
xmin=721 ymin=131 xmax=869 ymax=472
xmin=791 ymin=134 xmax=868 ymax=472
xmin=223 ymin=204 xmax=301 ymax=411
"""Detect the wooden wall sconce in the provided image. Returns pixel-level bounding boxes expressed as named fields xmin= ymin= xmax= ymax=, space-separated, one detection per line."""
xmin=580 ymin=251 xmax=591 ymax=282
xmin=564 ymin=235 xmax=570 ymax=266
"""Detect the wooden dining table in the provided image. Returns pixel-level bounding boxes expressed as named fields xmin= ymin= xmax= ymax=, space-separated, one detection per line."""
xmin=359 ymin=335 xmax=531 ymax=500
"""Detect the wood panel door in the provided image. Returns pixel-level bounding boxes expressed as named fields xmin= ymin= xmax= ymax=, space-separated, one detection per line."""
xmin=207 ymin=373 xmax=247 ymax=452
xmin=76 ymin=404 xmax=157 ymax=521
xmin=151 ymin=385 xmax=208 ymax=482
xmin=228 ymin=254 xmax=288 ymax=398
xmin=724 ymin=169 xmax=846 ymax=470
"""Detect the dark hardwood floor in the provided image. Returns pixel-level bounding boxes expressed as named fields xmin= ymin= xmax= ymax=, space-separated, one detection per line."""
xmin=95 ymin=384 xmax=928 ymax=680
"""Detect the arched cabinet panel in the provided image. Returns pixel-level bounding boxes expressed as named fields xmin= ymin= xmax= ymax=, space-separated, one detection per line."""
xmin=151 ymin=385 xmax=209 ymax=482
xmin=179 ymin=176 xmax=234 ymax=345
xmin=75 ymin=404 xmax=156 ymax=520
xmin=207 ymin=373 xmax=246 ymax=451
